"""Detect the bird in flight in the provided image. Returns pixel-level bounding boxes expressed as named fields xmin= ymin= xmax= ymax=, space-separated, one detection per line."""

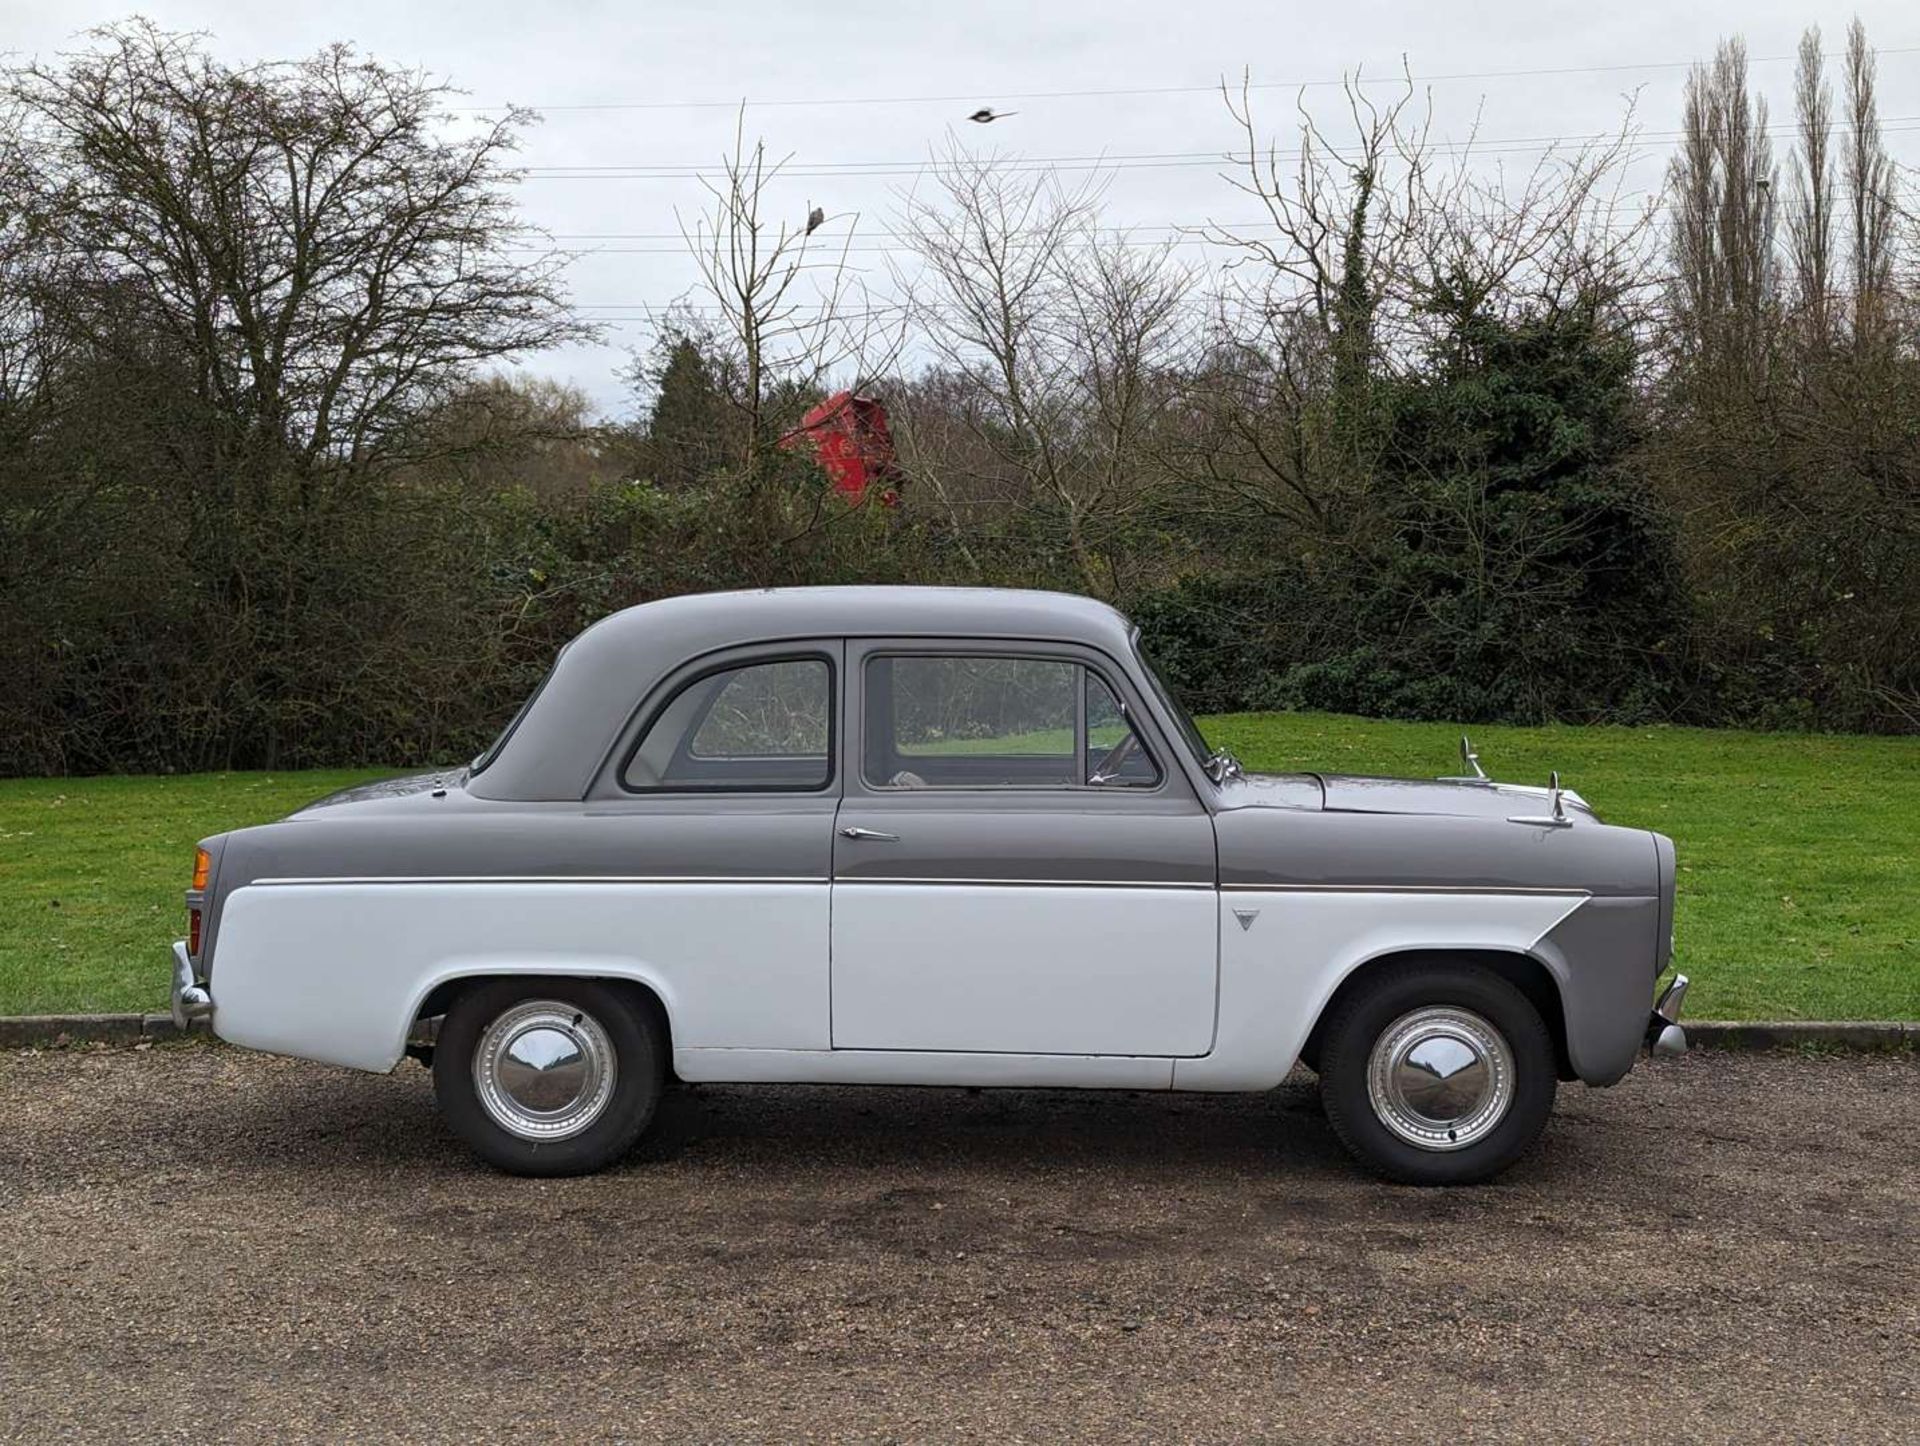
xmin=967 ymin=107 xmax=1017 ymax=123
xmin=805 ymin=205 xmax=825 ymax=235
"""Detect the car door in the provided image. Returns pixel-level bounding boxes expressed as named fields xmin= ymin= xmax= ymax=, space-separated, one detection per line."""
xmin=829 ymin=639 xmax=1219 ymax=1057
xmin=579 ymin=641 xmax=844 ymax=1052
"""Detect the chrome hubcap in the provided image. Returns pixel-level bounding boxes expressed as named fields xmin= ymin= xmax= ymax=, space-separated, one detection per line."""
xmin=1366 ymin=1006 xmax=1515 ymax=1152
xmin=473 ymin=1001 xmax=617 ymax=1142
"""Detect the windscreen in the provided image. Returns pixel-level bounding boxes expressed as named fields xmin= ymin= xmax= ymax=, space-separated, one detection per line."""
xmin=1131 ymin=632 xmax=1215 ymax=773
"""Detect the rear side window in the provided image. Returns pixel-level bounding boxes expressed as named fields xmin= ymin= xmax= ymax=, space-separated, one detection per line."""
xmin=624 ymin=657 xmax=832 ymax=791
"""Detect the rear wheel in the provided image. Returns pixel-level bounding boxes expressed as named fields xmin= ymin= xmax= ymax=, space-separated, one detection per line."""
xmin=434 ymin=978 xmax=664 ymax=1176
xmin=1317 ymin=961 xmax=1556 ymax=1185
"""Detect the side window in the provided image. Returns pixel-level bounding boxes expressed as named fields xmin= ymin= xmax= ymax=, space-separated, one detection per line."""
xmin=624 ymin=657 xmax=832 ymax=791
xmin=865 ymin=655 xmax=1157 ymax=789
xmin=1087 ymin=672 xmax=1161 ymax=787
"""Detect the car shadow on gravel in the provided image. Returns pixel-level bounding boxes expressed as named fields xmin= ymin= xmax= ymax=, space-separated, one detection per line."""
xmin=184 ymin=1055 xmax=1621 ymax=1194
xmin=204 ymin=1067 xmax=1339 ymax=1169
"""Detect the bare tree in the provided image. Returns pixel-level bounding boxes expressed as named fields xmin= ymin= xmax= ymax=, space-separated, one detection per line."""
xmin=0 ymin=93 xmax=77 ymax=433
xmin=679 ymin=113 xmax=896 ymax=496
xmin=1160 ymin=306 xmax=1341 ymax=537
xmin=1666 ymin=38 xmax=1778 ymax=393
xmin=897 ymin=143 xmax=1192 ymax=597
xmin=2 ymin=21 xmax=589 ymax=502
xmin=1194 ymin=72 xmax=1648 ymax=539
xmin=1 ymin=21 xmax=596 ymax=769
xmin=1209 ymin=73 xmax=1431 ymax=422
xmin=1842 ymin=18 xmax=1896 ymax=351
xmin=1787 ymin=27 xmax=1836 ymax=348
xmin=404 ymin=375 xmax=622 ymax=500
xmin=1652 ymin=22 xmax=1920 ymax=736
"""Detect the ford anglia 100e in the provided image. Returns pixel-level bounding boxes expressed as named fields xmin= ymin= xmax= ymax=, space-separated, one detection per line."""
xmin=171 ymin=586 xmax=1689 ymax=1185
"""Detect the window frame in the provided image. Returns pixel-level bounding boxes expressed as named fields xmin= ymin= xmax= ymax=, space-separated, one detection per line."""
xmin=616 ymin=649 xmax=839 ymax=796
xmin=1083 ymin=667 xmax=1163 ymax=789
xmin=856 ymin=647 xmax=1165 ymax=795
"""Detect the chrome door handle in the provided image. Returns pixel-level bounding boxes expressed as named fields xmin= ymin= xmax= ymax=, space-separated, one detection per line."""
xmin=839 ymin=826 xmax=900 ymax=842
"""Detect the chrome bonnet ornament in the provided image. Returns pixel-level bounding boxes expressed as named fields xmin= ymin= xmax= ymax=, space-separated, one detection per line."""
xmin=1461 ymin=735 xmax=1488 ymax=781
xmin=1508 ymin=770 xmax=1575 ymax=829
xmin=1440 ymin=734 xmax=1493 ymax=785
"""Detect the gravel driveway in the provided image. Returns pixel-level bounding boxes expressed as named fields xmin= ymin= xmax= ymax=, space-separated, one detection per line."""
xmin=1 ymin=1044 xmax=1915 ymax=1442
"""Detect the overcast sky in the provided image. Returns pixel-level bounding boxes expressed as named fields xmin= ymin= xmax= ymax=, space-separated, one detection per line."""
xmin=5 ymin=0 xmax=1917 ymax=415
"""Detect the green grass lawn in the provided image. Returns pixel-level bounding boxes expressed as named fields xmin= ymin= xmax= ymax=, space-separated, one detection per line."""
xmin=0 ymin=771 xmax=385 ymax=1017
xmin=1 ymin=714 xmax=1914 ymax=1019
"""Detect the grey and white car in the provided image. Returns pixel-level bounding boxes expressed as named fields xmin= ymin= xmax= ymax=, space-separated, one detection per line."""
xmin=171 ymin=586 xmax=1688 ymax=1184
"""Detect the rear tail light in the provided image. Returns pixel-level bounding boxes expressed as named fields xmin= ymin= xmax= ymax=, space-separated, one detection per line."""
xmin=188 ymin=848 xmax=209 ymax=958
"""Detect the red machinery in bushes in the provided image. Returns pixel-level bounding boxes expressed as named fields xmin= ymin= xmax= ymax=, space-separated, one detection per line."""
xmin=779 ymin=391 xmax=900 ymax=506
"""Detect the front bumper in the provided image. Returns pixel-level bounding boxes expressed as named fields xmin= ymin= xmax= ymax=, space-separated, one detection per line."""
xmin=170 ymin=941 xmax=214 ymax=1030
xmin=1647 ymin=972 xmax=1689 ymax=1058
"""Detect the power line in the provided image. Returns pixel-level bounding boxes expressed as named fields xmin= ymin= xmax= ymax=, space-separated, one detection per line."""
xmin=536 ymin=211 xmax=1670 ymax=241
xmin=545 ymin=224 xmax=1211 ymax=240
xmin=460 ymin=45 xmax=1920 ymax=115
xmin=521 ymin=117 xmax=1920 ymax=175
xmin=533 ymin=219 xmax=1673 ymax=260
xmin=513 ymin=119 xmax=1920 ymax=182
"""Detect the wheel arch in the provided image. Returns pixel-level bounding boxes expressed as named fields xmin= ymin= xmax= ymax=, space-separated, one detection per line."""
xmin=1298 ymin=947 xmax=1574 ymax=1082
xmin=408 ymin=969 xmax=676 ymax=1061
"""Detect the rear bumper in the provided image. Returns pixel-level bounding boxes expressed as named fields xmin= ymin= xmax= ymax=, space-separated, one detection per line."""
xmin=170 ymin=941 xmax=214 ymax=1030
xmin=1648 ymin=972 xmax=1689 ymax=1058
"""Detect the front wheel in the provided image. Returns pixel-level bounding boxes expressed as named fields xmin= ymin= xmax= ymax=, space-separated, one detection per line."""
xmin=434 ymin=978 xmax=664 ymax=1176
xmin=1316 ymin=961 xmax=1556 ymax=1185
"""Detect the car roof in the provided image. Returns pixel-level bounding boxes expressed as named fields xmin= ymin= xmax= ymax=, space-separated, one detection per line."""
xmin=469 ymin=586 xmax=1136 ymax=801
xmin=588 ymin=585 xmax=1126 ymax=649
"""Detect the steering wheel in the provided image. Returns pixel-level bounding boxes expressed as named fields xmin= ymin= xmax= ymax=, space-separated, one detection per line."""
xmin=1089 ymin=731 xmax=1141 ymax=785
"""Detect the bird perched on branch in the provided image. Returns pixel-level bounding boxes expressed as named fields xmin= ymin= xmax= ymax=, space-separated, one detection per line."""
xmin=806 ymin=205 xmax=825 ymax=235
xmin=967 ymin=107 xmax=1016 ymax=123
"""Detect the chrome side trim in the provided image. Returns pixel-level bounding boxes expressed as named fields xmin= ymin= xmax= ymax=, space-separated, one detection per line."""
xmin=251 ymin=875 xmax=826 ymax=887
xmin=251 ymin=874 xmax=1214 ymax=890
xmin=1220 ymin=883 xmax=1595 ymax=897
xmin=838 ymin=877 xmax=1212 ymax=890
xmin=249 ymin=876 xmax=1600 ymax=896
xmin=846 ymin=880 xmax=1590 ymax=895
